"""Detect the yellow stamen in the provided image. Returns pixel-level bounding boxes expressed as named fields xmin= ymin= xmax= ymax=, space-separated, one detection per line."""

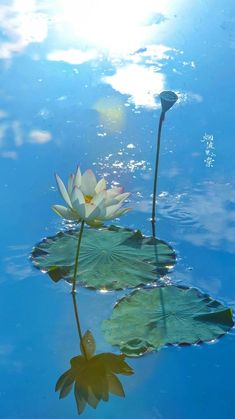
xmin=85 ymin=195 xmax=93 ymax=203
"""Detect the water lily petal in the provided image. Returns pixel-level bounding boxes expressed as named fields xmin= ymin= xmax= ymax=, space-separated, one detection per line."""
xmin=107 ymin=373 xmax=125 ymax=397
xmin=74 ymin=382 xmax=87 ymax=414
xmin=102 ymin=204 xmax=131 ymax=220
xmin=104 ymin=202 xmax=123 ymax=216
xmin=73 ymin=166 xmax=82 ymax=189
xmin=67 ymin=174 xmax=74 ymax=196
xmin=91 ymin=190 xmax=106 ymax=206
xmin=59 ymin=376 xmax=74 ymax=399
xmin=114 ymin=192 xmax=130 ymax=202
xmin=53 ymin=167 xmax=131 ymax=225
xmin=81 ymin=169 xmax=97 ymax=196
xmin=72 ymin=201 xmax=86 ymax=219
xmin=95 ymin=178 xmax=106 ymax=194
xmin=71 ymin=186 xmax=85 ymax=205
xmin=106 ymin=187 xmax=123 ymax=198
xmin=108 ymin=208 xmax=131 ymax=220
xmin=105 ymin=192 xmax=130 ymax=207
xmin=86 ymin=387 xmax=99 ymax=409
xmin=55 ymin=370 xmax=72 ymax=392
xmin=52 ymin=205 xmax=80 ymax=221
xmin=55 ymin=174 xmax=72 ymax=207
xmin=85 ymin=204 xmax=103 ymax=221
xmin=103 ymin=198 xmax=120 ymax=207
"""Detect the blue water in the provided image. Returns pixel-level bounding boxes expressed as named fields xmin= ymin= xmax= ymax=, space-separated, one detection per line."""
xmin=1 ymin=0 xmax=235 ymax=418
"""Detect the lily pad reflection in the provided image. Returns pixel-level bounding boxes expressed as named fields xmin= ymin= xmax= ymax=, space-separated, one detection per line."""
xmin=31 ymin=226 xmax=175 ymax=290
xmin=102 ymin=286 xmax=234 ymax=356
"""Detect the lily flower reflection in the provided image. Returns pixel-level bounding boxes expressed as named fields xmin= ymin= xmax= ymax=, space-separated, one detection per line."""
xmin=52 ymin=167 xmax=131 ymax=226
xmin=56 ymin=331 xmax=133 ymax=414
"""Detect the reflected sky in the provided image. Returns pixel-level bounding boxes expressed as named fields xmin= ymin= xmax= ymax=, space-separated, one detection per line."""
xmin=0 ymin=0 xmax=177 ymax=58
xmin=1 ymin=0 xmax=235 ymax=418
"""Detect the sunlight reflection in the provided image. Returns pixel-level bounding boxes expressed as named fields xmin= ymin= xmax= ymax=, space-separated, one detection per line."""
xmin=56 ymin=0 xmax=171 ymax=54
xmin=0 ymin=0 xmax=187 ymax=61
xmin=93 ymin=97 xmax=125 ymax=132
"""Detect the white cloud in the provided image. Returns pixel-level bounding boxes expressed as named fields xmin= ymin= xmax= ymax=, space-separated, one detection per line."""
xmin=0 ymin=0 xmax=48 ymax=60
xmin=178 ymin=91 xmax=203 ymax=104
xmin=29 ymin=129 xmax=52 ymax=144
xmin=103 ymin=64 xmax=165 ymax=108
xmin=0 ymin=151 xmax=18 ymax=160
xmin=47 ymin=48 xmax=98 ymax=65
xmin=0 ymin=110 xmax=8 ymax=119
xmin=159 ymin=182 xmax=235 ymax=252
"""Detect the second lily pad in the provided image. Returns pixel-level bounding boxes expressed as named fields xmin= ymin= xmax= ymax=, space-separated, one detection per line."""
xmin=31 ymin=226 xmax=175 ymax=290
xmin=102 ymin=286 xmax=234 ymax=356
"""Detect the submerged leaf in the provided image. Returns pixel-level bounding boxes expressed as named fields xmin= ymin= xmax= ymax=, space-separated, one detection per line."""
xmin=102 ymin=286 xmax=234 ymax=357
xmin=31 ymin=226 xmax=176 ymax=290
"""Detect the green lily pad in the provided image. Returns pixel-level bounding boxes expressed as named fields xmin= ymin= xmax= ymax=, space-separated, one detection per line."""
xmin=31 ymin=226 xmax=175 ymax=290
xmin=102 ymin=286 xmax=234 ymax=356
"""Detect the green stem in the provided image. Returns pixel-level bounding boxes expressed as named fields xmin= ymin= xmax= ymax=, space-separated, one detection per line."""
xmin=72 ymin=220 xmax=85 ymax=294
xmin=71 ymin=292 xmax=88 ymax=360
xmin=151 ymin=111 xmax=165 ymax=238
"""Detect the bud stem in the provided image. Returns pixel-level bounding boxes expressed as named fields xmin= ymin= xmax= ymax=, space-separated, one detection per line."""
xmin=72 ymin=220 xmax=85 ymax=294
xmin=151 ymin=111 xmax=165 ymax=237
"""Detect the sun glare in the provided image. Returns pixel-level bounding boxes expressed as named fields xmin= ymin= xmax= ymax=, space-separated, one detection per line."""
xmin=56 ymin=0 xmax=171 ymax=53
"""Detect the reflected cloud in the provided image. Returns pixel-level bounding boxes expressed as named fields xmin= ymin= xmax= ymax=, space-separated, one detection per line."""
xmin=140 ymin=182 xmax=235 ymax=253
xmin=12 ymin=120 xmax=23 ymax=146
xmin=0 ymin=343 xmax=24 ymax=372
xmin=0 ymin=110 xmax=8 ymax=119
xmin=55 ymin=0 xmax=171 ymax=54
xmin=3 ymin=244 xmax=35 ymax=282
xmin=5 ymin=262 xmax=33 ymax=280
xmin=178 ymin=92 xmax=203 ymax=105
xmin=0 ymin=0 xmax=199 ymax=119
xmin=0 ymin=150 xmax=18 ymax=160
xmin=171 ymin=270 xmax=222 ymax=296
xmin=47 ymin=49 xmax=98 ymax=65
xmin=29 ymin=129 xmax=52 ymax=144
xmin=103 ymin=45 xmax=200 ymax=109
xmin=0 ymin=344 xmax=14 ymax=357
xmin=220 ymin=19 xmax=235 ymax=49
xmin=0 ymin=116 xmax=53 ymax=156
xmin=130 ymin=44 xmax=179 ymax=63
xmin=0 ymin=123 xmax=9 ymax=147
xmin=103 ymin=64 xmax=165 ymax=108
xmin=0 ymin=0 xmax=48 ymax=60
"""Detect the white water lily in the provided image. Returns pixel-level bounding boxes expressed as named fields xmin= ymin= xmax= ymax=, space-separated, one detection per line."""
xmin=52 ymin=167 xmax=131 ymax=225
